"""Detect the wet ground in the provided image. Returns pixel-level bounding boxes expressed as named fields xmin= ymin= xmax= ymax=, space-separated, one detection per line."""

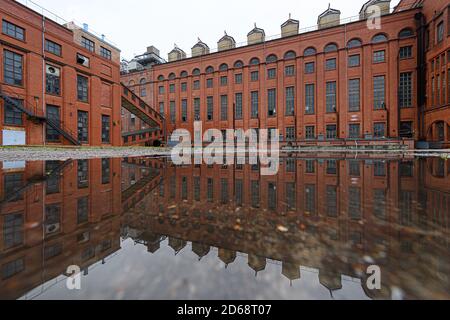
xmin=0 ymin=154 xmax=448 ymax=300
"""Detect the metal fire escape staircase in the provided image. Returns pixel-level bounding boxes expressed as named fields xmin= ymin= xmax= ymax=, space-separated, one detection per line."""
xmin=0 ymin=86 xmax=81 ymax=146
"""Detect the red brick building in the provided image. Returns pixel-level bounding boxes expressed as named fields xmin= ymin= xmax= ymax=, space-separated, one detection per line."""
xmin=121 ymin=0 xmax=449 ymax=149
xmin=0 ymin=0 xmax=123 ymax=146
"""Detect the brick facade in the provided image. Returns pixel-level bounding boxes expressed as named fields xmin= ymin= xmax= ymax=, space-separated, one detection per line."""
xmin=0 ymin=0 xmax=122 ymax=146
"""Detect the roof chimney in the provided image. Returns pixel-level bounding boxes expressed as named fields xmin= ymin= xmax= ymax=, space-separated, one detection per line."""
xmin=83 ymin=23 xmax=89 ymax=31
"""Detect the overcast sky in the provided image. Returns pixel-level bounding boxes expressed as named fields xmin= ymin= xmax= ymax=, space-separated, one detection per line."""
xmin=33 ymin=0 xmax=401 ymax=60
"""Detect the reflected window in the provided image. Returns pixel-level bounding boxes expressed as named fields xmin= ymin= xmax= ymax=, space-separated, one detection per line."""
xmin=77 ymin=197 xmax=89 ymax=224
xmin=77 ymin=160 xmax=89 ymax=188
xmin=3 ymin=212 xmax=23 ymax=249
xmin=305 ymin=185 xmax=316 ymax=215
xmin=326 ymin=186 xmax=337 ymax=217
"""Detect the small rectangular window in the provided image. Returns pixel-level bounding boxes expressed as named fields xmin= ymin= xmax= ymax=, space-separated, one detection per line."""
xmin=235 ymin=73 xmax=242 ymax=84
xmin=399 ymin=46 xmax=412 ymax=59
xmin=100 ymin=47 xmax=112 ymax=60
xmin=325 ymin=58 xmax=336 ymax=71
xmin=2 ymin=20 xmax=24 ymax=41
xmin=348 ymin=54 xmax=360 ymax=67
xmin=373 ymin=50 xmax=386 ymax=63
xmin=193 ymin=80 xmax=200 ymax=90
xmin=206 ymin=78 xmax=213 ymax=88
xmin=285 ymin=65 xmax=295 ymax=76
xmin=45 ymin=39 xmax=62 ymax=56
xmin=267 ymin=68 xmax=276 ymax=79
xmin=220 ymin=76 xmax=228 ymax=86
xmin=305 ymin=62 xmax=315 ymax=74
xmin=169 ymin=84 xmax=175 ymax=93
xmin=326 ymin=125 xmax=337 ymax=139
xmin=81 ymin=36 xmax=95 ymax=52
xmin=374 ymin=123 xmax=386 ymax=138
xmin=158 ymin=86 xmax=165 ymax=94
xmin=349 ymin=123 xmax=361 ymax=138
xmin=305 ymin=126 xmax=315 ymax=139
xmin=181 ymin=82 xmax=187 ymax=92
xmin=251 ymin=71 xmax=259 ymax=81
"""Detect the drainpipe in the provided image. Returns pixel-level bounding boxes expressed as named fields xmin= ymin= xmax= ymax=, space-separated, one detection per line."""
xmin=42 ymin=14 xmax=46 ymax=146
xmin=415 ymin=12 xmax=427 ymax=141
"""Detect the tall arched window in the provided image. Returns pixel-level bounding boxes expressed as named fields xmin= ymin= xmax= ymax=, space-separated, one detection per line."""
xmin=140 ymin=78 xmax=146 ymax=97
xmin=324 ymin=43 xmax=338 ymax=53
xmin=304 ymin=47 xmax=317 ymax=57
xmin=206 ymin=66 xmax=214 ymax=74
xmin=180 ymin=71 xmax=188 ymax=78
xmin=398 ymin=28 xmax=414 ymax=39
xmin=234 ymin=60 xmax=244 ymax=68
xmin=249 ymin=57 xmax=260 ymax=65
xmin=192 ymin=68 xmax=201 ymax=76
xmin=284 ymin=51 xmax=296 ymax=60
xmin=219 ymin=63 xmax=228 ymax=71
xmin=372 ymin=33 xmax=388 ymax=43
xmin=347 ymin=38 xmax=362 ymax=48
xmin=266 ymin=54 xmax=278 ymax=63
xmin=168 ymin=73 xmax=176 ymax=80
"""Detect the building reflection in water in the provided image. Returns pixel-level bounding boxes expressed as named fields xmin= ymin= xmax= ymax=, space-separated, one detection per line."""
xmin=0 ymin=155 xmax=449 ymax=300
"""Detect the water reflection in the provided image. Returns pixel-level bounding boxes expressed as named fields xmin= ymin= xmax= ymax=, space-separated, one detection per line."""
xmin=0 ymin=155 xmax=449 ymax=300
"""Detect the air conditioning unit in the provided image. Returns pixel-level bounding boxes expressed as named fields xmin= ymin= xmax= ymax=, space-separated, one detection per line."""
xmin=46 ymin=65 xmax=60 ymax=76
xmin=78 ymin=232 xmax=90 ymax=243
xmin=77 ymin=53 xmax=90 ymax=67
xmin=45 ymin=223 xmax=60 ymax=235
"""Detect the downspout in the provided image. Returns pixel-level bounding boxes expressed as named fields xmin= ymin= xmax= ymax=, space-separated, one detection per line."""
xmin=415 ymin=12 xmax=426 ymax=141
xmin=42 ymin=14 xmax=46 ymax=146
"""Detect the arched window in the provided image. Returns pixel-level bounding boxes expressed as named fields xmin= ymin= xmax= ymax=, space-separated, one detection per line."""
xmin=219 ymin=63 xmax=228 ymax=71
xmin=234 ymin=60 xmax=244 ymax=68
xmin=399 ymin=28 xmax=414 ymax=39
xmin=180 ymin=71 xmax=188 ymax=78
xmin=284 ymin=51 xmax=296 ymax=60
xmin=157 ymin=75 xmax=165 ymax=81
xmin=206 ymin=66 xmax=214 ymax=74
xmin=347 ymin=38 xmax=362 ymax=48
xmin=266 ymin=54 xmax=278 ymax=63
xmin=128 ymin=80 xmax=135 ymax=86
xmin=140 ymin=78 xmax=146 ymax=97
xmin=168 ymin=73 xmax=176 ymax=80
xmin=324 ymin=43 xmax=338 ymax=53
xmin=304 ymin=47 xmax=316 ymax=57
xmin=249 ymin=57 xmax=260 ymax=65
xmin=192 ymin=68 xmax=201 ymax=76
xmin=372 ymin=33 xmax=388 ymax=43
